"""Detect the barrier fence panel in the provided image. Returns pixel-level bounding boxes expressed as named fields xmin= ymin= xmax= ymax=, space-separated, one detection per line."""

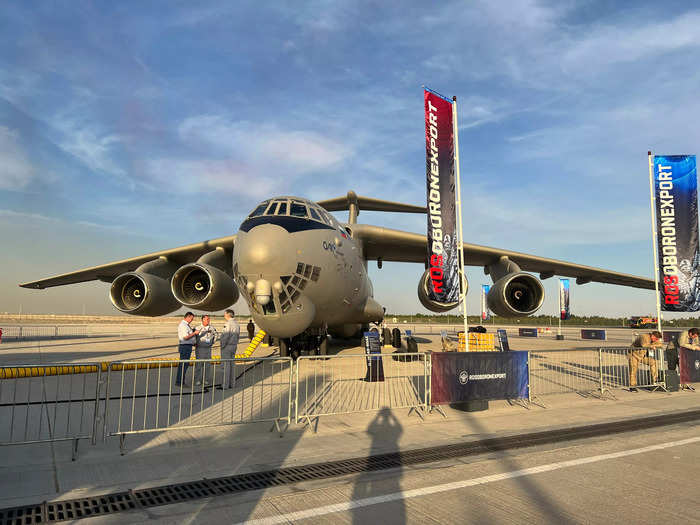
xmin=527 ymin=349 xmax=602 ymax=400
xmin=0 ymin=325 xmax=89 ymax=342
xmin=295 ymin=353 xmax=429 ymax=426
xmin=599 ymin=347 xmax=666 ymax=391
xmin=103 ymin=357 xmax=293 ymax=448
xmin=0 ymin=363 xmax=102 ymax=457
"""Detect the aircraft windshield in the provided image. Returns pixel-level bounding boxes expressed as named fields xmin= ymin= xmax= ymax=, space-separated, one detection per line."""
xmin=290 ymin=202 xmax=307 ymax=218
xmin=249 ymin=201 xmax=270 ymax=217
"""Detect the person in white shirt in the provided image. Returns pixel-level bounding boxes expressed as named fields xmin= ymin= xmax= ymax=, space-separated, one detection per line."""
xmin=176 ymin=312 xmax=200 ymax=387
xmin=220 ymin=309 xmax=240 ymax=388
xmin=193 ymin=314 xmax=217 ymax=386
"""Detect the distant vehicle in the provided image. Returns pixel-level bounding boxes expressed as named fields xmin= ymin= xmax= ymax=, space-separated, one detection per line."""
xmin=629 ymin=316 xmax=657 ymax=329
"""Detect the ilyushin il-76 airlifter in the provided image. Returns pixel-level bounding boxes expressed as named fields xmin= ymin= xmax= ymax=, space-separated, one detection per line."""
xmin=20 ymin=191 xmax=654 ymax=357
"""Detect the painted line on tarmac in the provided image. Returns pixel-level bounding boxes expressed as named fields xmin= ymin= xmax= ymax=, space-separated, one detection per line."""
xmin=237 ymin=436 xmax=700 ymax=525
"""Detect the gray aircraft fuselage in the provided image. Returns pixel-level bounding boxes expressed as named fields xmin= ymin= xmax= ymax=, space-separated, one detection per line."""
xmin=233 ymin=197 xmax=383 ymax=339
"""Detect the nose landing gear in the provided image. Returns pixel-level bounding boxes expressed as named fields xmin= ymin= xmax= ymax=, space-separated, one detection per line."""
xmin=277 ymin=328 xmax=329 ymax=359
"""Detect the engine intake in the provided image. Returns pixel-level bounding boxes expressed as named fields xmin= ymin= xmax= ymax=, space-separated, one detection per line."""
xmin=417 ymin=268 xmax=463 ymax=312
xmin=171 ymin=263 xmax=239 ymax=311
xmin=110 ymin=272 xmax=180 ymax=316
xmin=487 ymin=272 xmax=544 ymax=317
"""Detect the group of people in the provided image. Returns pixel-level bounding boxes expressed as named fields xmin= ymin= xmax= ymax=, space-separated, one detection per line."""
xmin=629 ymin=327 xmax=700 ymax=391
xmin=175 ymin=311 xmax=257 ymax=388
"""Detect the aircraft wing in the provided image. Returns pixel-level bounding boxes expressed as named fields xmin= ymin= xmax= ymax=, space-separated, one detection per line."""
xmin=352 ymin=224 xmax=654 ymax=290
xmin=19 ymin=235 xmax=236 ymax=289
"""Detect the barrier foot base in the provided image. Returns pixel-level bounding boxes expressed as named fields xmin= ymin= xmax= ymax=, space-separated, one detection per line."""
xmin=407 ymin=406 xmax=425 ymax=421
xmin=429 ymin=404 xmax=447 ymax=418
xmin=528 ymin=395 xmax=547 ymax=409
xmin=509 ymin=398 xmax=530 ymax=410
xmin=72 ymin=438 xmax=79 ymax=462
xmin=269 ymin=419 xmax=288 ymax=437
xmin=681 ymin=383 xmax=696 ymax=392
xmin=299 ymin=415 xmax=319 ymax=433
xmin=598 ymin=388 xmax=616 ymax=401
xmin=647 ymin=383 xmax=670 ymax=394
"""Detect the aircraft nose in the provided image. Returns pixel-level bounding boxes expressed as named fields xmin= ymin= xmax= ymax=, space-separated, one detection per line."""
xmin=235 ymin=224 xmax=292 ymax=274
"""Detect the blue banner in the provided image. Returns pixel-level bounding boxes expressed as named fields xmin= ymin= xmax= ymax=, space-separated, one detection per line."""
xmin=559 ymin=278 xmax=570 ymax=320
xmin=480 ymin=284 xmax=491 ymax=321
xmin=431 ymin=351 xmax=528 ymax=402
xmin=654 ymin=155 xmax=700 ymax=311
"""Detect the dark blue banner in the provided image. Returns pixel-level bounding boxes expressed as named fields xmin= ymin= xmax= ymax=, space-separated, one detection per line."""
xmin=654 ymin=155 xmax=700 ymax=311
xmin=431 ymin=351 xmax=528 ymax=403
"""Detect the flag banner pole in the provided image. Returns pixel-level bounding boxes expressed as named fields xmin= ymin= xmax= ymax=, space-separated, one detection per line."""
xmin=651 ymin=153 xmax=700 ymax=319
xmin=452 ymin=95 xmax=468 ymax=337
xmin=423 ymin=87 xmax=461 ymax=325
xmin=648 ymin=151 xmax=663 ymax=332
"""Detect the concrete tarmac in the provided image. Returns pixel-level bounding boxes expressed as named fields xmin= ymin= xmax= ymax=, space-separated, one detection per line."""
xmin=0 ymin=321 xmax=697 ymax=523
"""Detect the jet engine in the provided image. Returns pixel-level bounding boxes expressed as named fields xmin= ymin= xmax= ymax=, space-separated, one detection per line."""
xmin=487 ymin=272 xmax=544 ymax=317
xmin=417 ymin=268 xmax=463 ymax=312
xmin=171 ymin=263 xmax=239 ymax=311
xmin=110 ymin=259 xmax=180 ymax=316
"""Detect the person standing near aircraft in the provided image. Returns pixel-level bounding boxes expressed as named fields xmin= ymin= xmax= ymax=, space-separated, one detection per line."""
xmin=220 ymin=309 xmax=240 ymax=388
xmin=176 ymin=312 xmax=199 ymax=387
xmin=678 ymin=327 xmax=700 ymax=350
xmin=247 ymin=319 xmax=255 ymax=341
xmin=629 ymin=330 xmax=663 ymax=391
xmin=194 ymin=314 xmax=217 ymax=386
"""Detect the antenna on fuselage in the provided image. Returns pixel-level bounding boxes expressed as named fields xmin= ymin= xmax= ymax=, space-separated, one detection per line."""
xmin=317 ymin=191 xmax=427 ymax=225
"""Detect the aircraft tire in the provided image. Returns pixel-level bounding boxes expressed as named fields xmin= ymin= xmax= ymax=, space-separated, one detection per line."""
xmin=319 ymin=336 xmax=328 ymax=356
xmin=382 ymin=328 xmax=392 ymax=346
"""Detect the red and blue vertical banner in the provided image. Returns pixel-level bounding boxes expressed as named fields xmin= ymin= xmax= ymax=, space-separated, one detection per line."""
xmin=654 ymin=155 xmax=700 ymax=311
xmin=481 ymin=284 xmax=491 ymax=321
xmin=424 ymin=88 xmax=459 ymax=305
xmin=559 ymin=278 xmax=570 ymax=320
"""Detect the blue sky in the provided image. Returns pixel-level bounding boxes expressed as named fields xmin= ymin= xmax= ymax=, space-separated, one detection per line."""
xmin=2 ymin=1 xmax=700 ymax=318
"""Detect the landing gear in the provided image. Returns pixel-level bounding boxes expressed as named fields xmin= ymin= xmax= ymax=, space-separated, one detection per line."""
xmin=279 ymin=338 xmax=289 ymax=358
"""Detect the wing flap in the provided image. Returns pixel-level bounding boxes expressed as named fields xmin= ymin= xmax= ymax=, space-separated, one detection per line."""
xmin=19 ymin=235 xmax=236 ymax=289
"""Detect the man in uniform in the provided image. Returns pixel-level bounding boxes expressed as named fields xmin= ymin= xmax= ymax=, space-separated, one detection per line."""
xmin=220 ymin=309 xmax=240 ymax=389
xmin=194 ymin=314 xmax=217 ymax=387
xmin=629 ymin=330 xmax=663 ymax=391
xmin=176 ymin=312 xmax=199 ymax=387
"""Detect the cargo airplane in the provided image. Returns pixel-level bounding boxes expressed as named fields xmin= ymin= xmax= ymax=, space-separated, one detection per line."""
xmin=20 ymin=191 xmax=654 ymax=356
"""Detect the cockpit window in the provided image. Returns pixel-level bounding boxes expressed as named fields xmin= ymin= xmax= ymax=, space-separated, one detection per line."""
xmin=308 ymin=207 xmax=321 ymax=222
xmin=276 ymin=201 xmax=288 ymax=215
xmin=265 ymin=202 xmax=278 ymax=215
xmin=250 ymin=201 xmax=270 ymax=217
xmin=290 ymin=202 xmax=307 ymax=218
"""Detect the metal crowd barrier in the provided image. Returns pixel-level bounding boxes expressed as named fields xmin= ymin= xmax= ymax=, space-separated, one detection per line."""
xmin=103 ymin=357 xmax=293 ymax=452
xmin=0 ymin=325 xmax=89 ymax=342
xmin=599 ymin=346 xmax=666 ymax=392
xmin=528 ymin=349 xmax=602 ymax=401
xmin=0 ymin=363 xmax=102 ymax=459
xmin=295 ymin=353 xmax=429 ymax=427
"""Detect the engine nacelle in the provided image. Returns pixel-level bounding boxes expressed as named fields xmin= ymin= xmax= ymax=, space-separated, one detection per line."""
xmin=417 ymin=268 xmax=463 ymax=313
xmin=110 ymin=272 xmax=180 ymax=316
xmin=487 ymin=272 xmax=545 ymax=317
xmin=171 ymin=263 xmax=239 ymax=311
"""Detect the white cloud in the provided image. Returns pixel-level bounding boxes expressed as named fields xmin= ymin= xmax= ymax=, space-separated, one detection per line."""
xmin=178 ymin=115 xmax=349 ymax=171
xmin=0 ymin=127 xmax=35 ymax=190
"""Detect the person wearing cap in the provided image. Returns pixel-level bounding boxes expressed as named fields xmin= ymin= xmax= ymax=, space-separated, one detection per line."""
xmin=176 ymin=312 xmax=200 ymax=387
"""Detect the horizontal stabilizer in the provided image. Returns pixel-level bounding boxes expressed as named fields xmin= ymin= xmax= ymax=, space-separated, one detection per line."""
xmin=317 ymin=191 xmax=426 ymax=221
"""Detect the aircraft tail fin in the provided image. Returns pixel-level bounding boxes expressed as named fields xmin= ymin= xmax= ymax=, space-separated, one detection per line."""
xmin=317 ymin=191 xmax=426 ymax=224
